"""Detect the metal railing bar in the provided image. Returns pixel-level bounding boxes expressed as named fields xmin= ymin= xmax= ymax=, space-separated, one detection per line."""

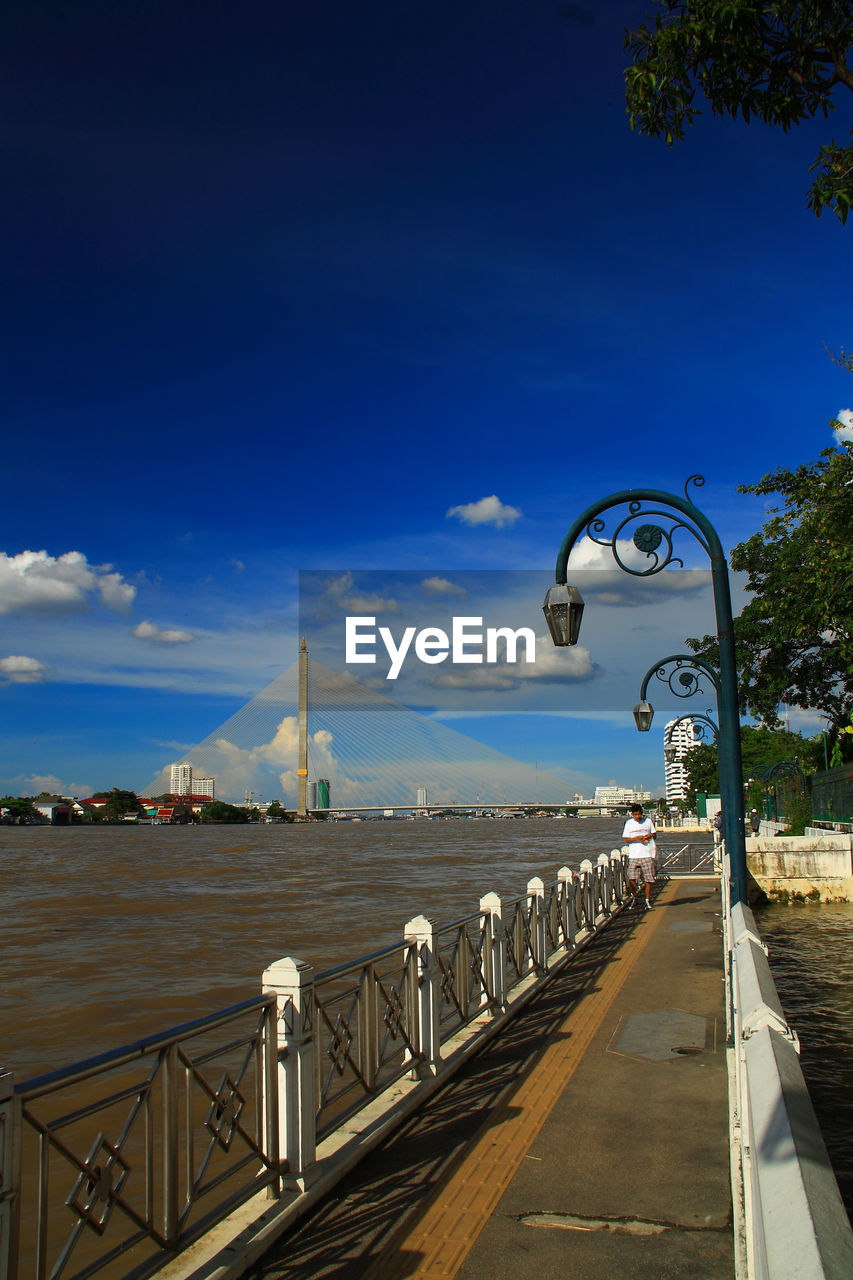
xmin=17 ymin=998 xmax=274 ymax=1099
xmin=29 ymin=1077 xmax=154 ymax=1133
xmin=315 ymin=941 xmax=408 ymax=984
xmin=179 ymin=1032 xmax=266 ymax=1072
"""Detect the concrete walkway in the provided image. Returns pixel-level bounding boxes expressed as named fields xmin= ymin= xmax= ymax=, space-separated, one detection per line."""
xmin=248 ymin=878 xmax=733 ymax=1280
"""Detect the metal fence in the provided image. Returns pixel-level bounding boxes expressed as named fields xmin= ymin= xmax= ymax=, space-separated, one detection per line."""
xmin=1 ymin=852 xmax=632 ymax=1280
xmin=1 ymin=999 xmax=280 ymax=1280
xmin=656 ymin=841 xmax=718 ymax=877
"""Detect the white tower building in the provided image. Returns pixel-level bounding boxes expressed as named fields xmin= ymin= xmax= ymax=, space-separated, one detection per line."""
xmin=664 ymin=720 xmax=698 ymax=802
xmin=170 ymin=762 xmax=193 ymax=796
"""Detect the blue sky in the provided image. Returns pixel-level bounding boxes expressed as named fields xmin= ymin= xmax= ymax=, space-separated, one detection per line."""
xmin=2 ymin=1 xmax=851 ymax=801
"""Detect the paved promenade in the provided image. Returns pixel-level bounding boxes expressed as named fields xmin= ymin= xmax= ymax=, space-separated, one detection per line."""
xmin=248 ymin=877 xmax=733 ymax=1280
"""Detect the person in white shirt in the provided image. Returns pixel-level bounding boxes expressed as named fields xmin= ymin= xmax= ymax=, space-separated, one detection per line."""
xmin=622 ymin=803 xmax=657 ymax=910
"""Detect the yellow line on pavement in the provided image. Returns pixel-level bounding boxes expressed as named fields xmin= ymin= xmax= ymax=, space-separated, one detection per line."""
xmin=364 ymin=882 xmax=676 ymax=1280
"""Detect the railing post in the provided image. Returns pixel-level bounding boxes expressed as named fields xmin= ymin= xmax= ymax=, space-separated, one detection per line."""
xmin=579 ymin=858 xmax=594 ymax=929
xmin=261 ymin=998 xmax=281 ymax=1197
xmin=557 ymin=867 xmax=575 ymax=951
xmin=527 ymin=877 xmax=546 ymax=971
xmin=262 ymin=957 xmax=316 ymax=1189
xmin=162 ymin=1042 xmax=180 ymax=1246
xmin=610 ymin=850 xmax=626 ymax=903
xmin=597 ymin=853 xmax=612 ymax=913
xmin=358 ymin=964 xmax=379 ymax=1094
xmin=0 ymin=1070 xmax=20 ymax=1280
xmin=479 ymin=893 xmax=506 ymax=1012
xmin=405 ymin=916 xmax=440 ymax=1077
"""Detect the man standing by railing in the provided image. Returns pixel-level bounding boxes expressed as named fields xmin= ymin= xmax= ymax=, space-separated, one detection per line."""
xmin=622 ymin=802 xmax=657 ymax=911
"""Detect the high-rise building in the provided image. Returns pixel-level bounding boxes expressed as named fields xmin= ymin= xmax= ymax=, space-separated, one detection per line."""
xmin=664 ymin=719 xmax=698 ymax=802
xmin=193 ymin=776 xmax=215 ymax=799
xmin=416 ymin=786 xmax=428 ymax=808
xmin=170 ymin=762 xmax=193 ymax=796
xmin=593 ymin=785 xmax=652 ymax=809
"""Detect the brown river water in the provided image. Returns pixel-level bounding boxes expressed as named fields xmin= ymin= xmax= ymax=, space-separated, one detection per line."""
xmin=0 ymin=817 xmax=634 ymax=1080
xmin=2 ymin=818 xmax=851 ymax=1220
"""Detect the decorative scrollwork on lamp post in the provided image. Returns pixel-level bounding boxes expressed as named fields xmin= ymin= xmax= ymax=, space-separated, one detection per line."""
xmin=663 ymin=713 xmax=719 ymax=768
xmin=543 ymin=476 xmax=747 ymax=904
xmin=632 ymin=653 xmax=721 ymax=735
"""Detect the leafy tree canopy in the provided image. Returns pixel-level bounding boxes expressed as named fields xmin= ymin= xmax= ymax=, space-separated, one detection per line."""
xmin=624 ymin=1 xmax=853 ymax=221
xmin=96 ymin=788 xmax=143 ymax=820
xmin=688 ymin=430 xmax=853 ymax=752
xmin=0 ymin=795 xmax=38 ymax=822
xmin=682 ymin=724 xmax=825 ymax=801
xmin=199 ymin=800 xmax=250 ymax=824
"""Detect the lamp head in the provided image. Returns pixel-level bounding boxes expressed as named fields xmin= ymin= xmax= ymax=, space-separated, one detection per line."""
xmin=542 ymin=583 xmax=585 ymax=647
xmin=633 ymin=700 xmax=654 ymax=732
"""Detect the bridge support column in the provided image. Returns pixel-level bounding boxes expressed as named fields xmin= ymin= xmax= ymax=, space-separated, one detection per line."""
xmin=479 ymin=892 xmax=505 ymax=1012
xmin=262 ymin=957 xmax=316 ymax=1189
xmin=405 ymin=916 xmax=440 ymax=1077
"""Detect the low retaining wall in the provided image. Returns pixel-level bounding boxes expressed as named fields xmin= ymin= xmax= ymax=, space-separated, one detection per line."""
xmin=747 ymin=834 xmax=853 ymax=903
xmin=724 ymin=892 xmax=853 ymax=1278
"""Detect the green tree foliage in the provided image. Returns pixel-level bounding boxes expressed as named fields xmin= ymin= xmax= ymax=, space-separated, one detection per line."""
xmin=624 ymin=2 xmax=853 ymax=221
xmin=682 ymin=725 xmax=824 ymax=800
xmin=0 ymin=795 xmax=38 ymax=823
xmin=783 ymin=791 xmax=814 ymax=833
xmin=199 ymin=800 xmax=250 ymax=823
xmin=689 ymin=436 xmax=853 ymax=750
xmin=95 ymin=788 xmax=143 ymax=821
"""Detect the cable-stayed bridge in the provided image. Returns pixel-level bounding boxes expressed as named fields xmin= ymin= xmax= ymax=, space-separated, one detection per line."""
xmin=146 ymin=656 xmax=578 ymax=807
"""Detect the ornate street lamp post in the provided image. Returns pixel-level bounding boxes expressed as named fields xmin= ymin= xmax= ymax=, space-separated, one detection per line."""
xmin=663 ymin=713 xmax=719 ymax=759
xmin=543 ymin=476 xmax=748 ymax=903
xmin=633 ymin=651 xmax=720 ymax=736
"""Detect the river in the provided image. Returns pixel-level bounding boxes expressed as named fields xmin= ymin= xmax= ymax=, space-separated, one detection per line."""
xmin=756 ymin=899 xmax=853 ymax=1221
xmin=2 ymin=819 xmax=850 ymax=1220
xmin=0 ymin=817 xmax=632 ymax=1079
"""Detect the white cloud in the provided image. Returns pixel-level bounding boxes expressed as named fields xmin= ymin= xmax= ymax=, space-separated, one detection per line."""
xmin=421 ymin=576 xmax=467 ymax=597
xmin=0 ymin=655 xmax=47 ymax=683
xmin=433 ymin=635 xmax=593 ymax=691
xmin=133 ymin=621 xmax=195 ymax=644
xmin=446 ymin=495 xmax=521 ymax=528
xmin=834 ymin=409 xmax=853 ymax=442
xmin=0 ymin=550 xmax=136 ymax=616
xmin=317 ymin=572 xmax=400 ymax=615
xmin=18 ymin=773 xmax=92 ymax=797
xmin=164 ymin=718 xmax=363 ymax=806
xmin=98 ymin=572 xmax=136 ymax=613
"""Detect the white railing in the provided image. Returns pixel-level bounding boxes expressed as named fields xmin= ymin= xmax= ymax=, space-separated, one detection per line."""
xmin=722 ymin=850 xmax=853 ymax=1279
xmin=1 ymin=853 xmax=629 ymax=1280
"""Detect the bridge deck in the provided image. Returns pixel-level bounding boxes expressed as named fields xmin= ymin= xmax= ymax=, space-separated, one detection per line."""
xmin=248 ymin=878 xmax=733 ymax=1279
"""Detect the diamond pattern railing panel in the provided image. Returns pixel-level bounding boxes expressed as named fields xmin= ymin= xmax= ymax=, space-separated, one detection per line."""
xmin=12 ymin=997 xmax=279 ymax=1280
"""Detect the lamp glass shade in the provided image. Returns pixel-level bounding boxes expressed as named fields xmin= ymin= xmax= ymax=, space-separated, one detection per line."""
xmin=542 ymin=583 xmax=585 ymax=647
xmin=664 ymin=744 xmax=677 ymax=763
xmin=633 ymin=701 xmax=654 ymax=732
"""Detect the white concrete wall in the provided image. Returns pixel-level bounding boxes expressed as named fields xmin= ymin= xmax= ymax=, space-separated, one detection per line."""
xmin=747 ymin=834 xmax=853 ymax=903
